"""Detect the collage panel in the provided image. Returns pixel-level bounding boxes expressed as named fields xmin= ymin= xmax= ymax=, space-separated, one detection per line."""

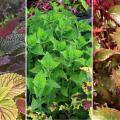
xmin=93 ymin=0 xmax=120 ymax=119
xmin=0 ymin=0 xmax=25 ymax=120
xmin=27 ymin=0 xmax=92 ymax=120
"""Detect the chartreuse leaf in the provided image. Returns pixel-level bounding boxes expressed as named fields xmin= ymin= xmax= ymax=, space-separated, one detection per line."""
xmin=0 ymin=87 xmax=11 ymax=101
xmin=0 ymin=99 xmax=18 ymax=120
xmin=0 ymin=73 xmax=25 ymax=120
xmin=93 ymin=107 xmax=120 ymax=120
xmin=52 ymin=39 xmax=66 ymax=51
xmin=31 ymin=44 xmax=44 ymax=55
xmin=80 ymin=0 xmax=88 ymax=11
xmin=40 ymin=52 xmax=60 ymax=70
xmin=62 ymin=48 xmax=82 ymax=60
xmin=37 ymin=28 xmax=47 ymax=41
xmin=0 ymin=73 xmax=25 ymax=98
xmin=33 ymin=71 xmax=46 ymax=97
xmin=28 ymin=33 xmax=37 ymax=47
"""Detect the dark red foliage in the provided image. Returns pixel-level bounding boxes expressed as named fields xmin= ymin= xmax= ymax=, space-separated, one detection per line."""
xmin=0 ymin=18 xmax=20 ymax=38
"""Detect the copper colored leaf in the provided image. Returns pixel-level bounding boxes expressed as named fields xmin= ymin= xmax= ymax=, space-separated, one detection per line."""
xmin=16 ymin=98 xmax=25 ymax=114
xmin=112 ymin=69 xmax=120 ymax=91
xmin=114 ymin=31 xmax=120 ymax=50
xmin=93 ymin=107 xmax=120 ymax=120
xmin=108 ymin=5 xmax=120 ymax=25
xmin=94 ymin=49 xmax=120 ymax=62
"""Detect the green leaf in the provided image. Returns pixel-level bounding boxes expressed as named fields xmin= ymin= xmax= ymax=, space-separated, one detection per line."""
xmin=61 ymin=87 xmax=68 ymax=97
xmin=47 ymin=80 xmax=61 ymax=89
xmin=37 ymin=28 xmax=47 ymax=41
xmin=52 ymin=40 xmax=67 ymax=51
xmin=28 ymin=33 xmax=37 ymax=47
xmin=31 ymin=44 xmax=44 ymax=55
xmin=40 ymin=52 xmax=60 ymax=70
xmin=70 ymin=71 xmax=87 ymax=85
xmin=80 ymin=0 xmax=88 ymax=11
xmin=62 ymin=48 xmax=82 ymax=60
xmin=31 ymin=98 xmax=40 ymax=111
xmin=33 ymin=71 xmax=46 ymax=97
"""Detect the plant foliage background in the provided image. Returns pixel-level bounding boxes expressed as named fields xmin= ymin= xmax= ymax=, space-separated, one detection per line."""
xmin=0 ymin=0 xmax=25 ymax=119
xmin=93 ymin=0 xmax=120 ymax=119
xmin=27 ymin=0 xmax=92 ymax=119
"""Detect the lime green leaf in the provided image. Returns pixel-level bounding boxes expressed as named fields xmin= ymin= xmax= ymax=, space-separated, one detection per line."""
xmin=37 ymin=28 xmax=47 ymax=40
xmin=41 ymin=52 xmax=60 ymax=70
xmin=28 ymin=33 xmax=37 ymax=47
xmin=80 ymin=0 xmax=88 ymax=11
xmin=31 ymin=44 xmax=44 ymax=55
xmin=33 ymin=71 xmax=46 ymax=97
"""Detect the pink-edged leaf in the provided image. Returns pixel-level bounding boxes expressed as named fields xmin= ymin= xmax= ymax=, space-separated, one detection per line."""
xmin=0 ymin=73 xmax=25 ymax=98
xmin=0 ymin=99 xmax=18 ymax=120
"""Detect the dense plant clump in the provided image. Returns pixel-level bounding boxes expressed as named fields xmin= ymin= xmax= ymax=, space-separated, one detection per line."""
xmin=27 ymin=1 xmax=92 ymax=119
xmin=93 ymin=0 xmax=120 ymax=119
xmin=0 ymin=0 xmax=25 ymax=119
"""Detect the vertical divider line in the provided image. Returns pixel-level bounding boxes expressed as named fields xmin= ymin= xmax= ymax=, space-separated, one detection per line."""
xmin=25 ymin=0 xmax=27 ymax=119
xmin=92 ymin=0 xmax=94 ymax=120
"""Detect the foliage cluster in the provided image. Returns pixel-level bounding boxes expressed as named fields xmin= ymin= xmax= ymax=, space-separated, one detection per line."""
xmin=0 ymin=0 xmax=25 ymax=120
xmin=27 ymin=2 xmax=92 ymax=120
xmin=93 ymin=0 xmax=120 ymax=119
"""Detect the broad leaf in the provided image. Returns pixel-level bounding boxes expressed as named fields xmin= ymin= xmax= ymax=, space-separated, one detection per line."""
xmin=40 ymin=52 xmax=60 ymax=70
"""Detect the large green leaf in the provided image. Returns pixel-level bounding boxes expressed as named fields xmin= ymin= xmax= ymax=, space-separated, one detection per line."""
xmin=33 ymin=71 xmax=46 ymax=97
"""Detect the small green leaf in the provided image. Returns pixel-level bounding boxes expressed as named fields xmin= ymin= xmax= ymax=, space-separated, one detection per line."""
xmin=28 ymin=33 xmax=37 ymax=47
xmin=41 ymin=52 xmax=60 ymax=70
xmin=31 ymin=44 xmax=44 ymax=55
xmin=80 ymin=0 xmax=88 ymax=11
xmin=37 ymin=28 xmax=47 ymax=40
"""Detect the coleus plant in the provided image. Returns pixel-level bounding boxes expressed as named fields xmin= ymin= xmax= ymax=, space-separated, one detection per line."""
xmin=93 ymin=0 xmax=120 ymax=118
xmin=27 ymin=3 xmax=92 ymax=119
xmin=0 ymin=73 xmax=25 ymax=120
xmin=28 ymin=0 xmax=90 ymax=19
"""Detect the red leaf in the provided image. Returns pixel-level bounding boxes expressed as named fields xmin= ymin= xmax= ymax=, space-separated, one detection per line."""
xmin=16 ymin=98 xmax=25 ymax=114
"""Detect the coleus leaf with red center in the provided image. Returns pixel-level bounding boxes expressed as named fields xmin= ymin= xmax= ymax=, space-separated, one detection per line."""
xmin=0 ymin=73 xmax=25 ymax=120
